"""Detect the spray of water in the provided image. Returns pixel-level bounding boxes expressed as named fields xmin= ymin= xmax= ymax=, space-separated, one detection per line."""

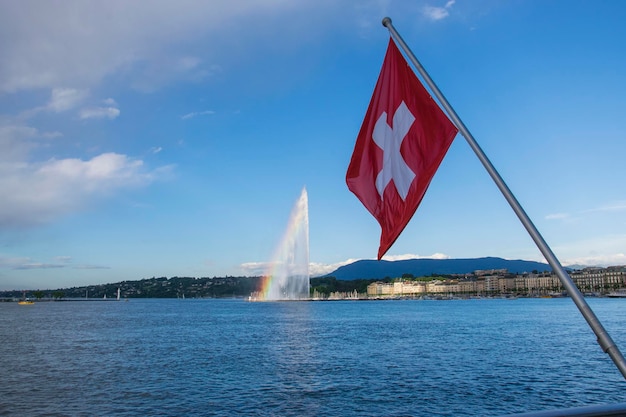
xmin=261 ymin=187 xmax=310 ymax=301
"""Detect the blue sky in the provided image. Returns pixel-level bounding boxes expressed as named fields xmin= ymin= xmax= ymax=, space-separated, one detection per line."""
xmin=1 ymin=1 xmax=626 ymax=290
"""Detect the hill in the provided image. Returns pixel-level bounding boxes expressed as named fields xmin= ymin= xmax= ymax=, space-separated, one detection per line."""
xmin=324 ymin=257 xmax=552 ymax=280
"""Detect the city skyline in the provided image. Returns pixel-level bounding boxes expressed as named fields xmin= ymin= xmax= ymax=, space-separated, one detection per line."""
xmin=1 ymin=1 xmax=626 ymax=290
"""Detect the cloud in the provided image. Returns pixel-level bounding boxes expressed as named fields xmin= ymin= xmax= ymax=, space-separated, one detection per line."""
xmin=0 ymin=1 xmax=388 ymax=94
xmin=583 ymin=202 xmax=626 ymax=214
xmin=0 ymin=254 xmax=69 ymax=270
xmin=79 ymin=106 xmax=120 ymax=120
xmin=181 ymin=110 xmax=215 ymax=120
xmin=0 ymin=254 xmax=110 ymax=270
xmin=18 ymin=89 xmax=119 ymax=122
xmin=18 ymin=88 xmax=90 ymax=119
xmin=239 ymin=259 xmax=357 ymax=277
xmin=47 ymin=88 xmax=89 ymax=112
xmin=72 ymin=264 xmax=111 ymax=270
xmin=41 ymin=131 xmax=63 ymax=139
xmin=309 ymin=259 xmax=361 ymax=277
xmin=240 ymin=262 xmax=270 ymax=276
xmin=563 ymin=253 xmax=626 ymax=268
xmin=0 ymin=255 xmax=32 ymax=269
xmin=546 ymin=201 xmax=626 ymax=221
xmin=240 ymin=254 xmax=452 ymax=277
xmin=552 ymin=234 xmax=626 ymax=268
xmin=545 ymin=212 xmax=569 ymax=220
xmin=0 ymin=125 xmax=39 ymax=161
xmin=132 ymin=57 xmax=221 ymax=92
xmin=382 ymin=253 xmax=450 ymax=261
xmin=151 ymin=147 xmax=163 ymax=154
xmin=13 ymin=263 xmax=66 ymax=270
xmin=422 ymin=0 xmax=455 ymax=21
xmin=0 ymin=152 xmax=168 ymax=228
xmin=0 ymin=1 xmax=326 ymax=93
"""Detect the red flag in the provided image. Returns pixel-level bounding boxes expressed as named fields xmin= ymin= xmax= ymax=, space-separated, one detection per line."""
xmin=346 ymin=38 xmax=458 ymax=259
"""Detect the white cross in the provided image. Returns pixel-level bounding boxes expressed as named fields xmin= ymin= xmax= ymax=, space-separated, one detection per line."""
xmin=372 ymin=101 xmax=416 ymax=201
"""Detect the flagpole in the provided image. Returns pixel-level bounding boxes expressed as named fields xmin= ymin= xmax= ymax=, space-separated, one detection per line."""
xmin=382 ymin=17 xmax=626 ymax=379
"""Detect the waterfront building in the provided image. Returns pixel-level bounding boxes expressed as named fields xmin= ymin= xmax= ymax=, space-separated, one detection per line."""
xmin=365 ymin=266 xmax=626 ymax=298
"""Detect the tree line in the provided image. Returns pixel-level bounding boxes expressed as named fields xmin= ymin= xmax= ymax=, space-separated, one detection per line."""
xmin=1 ymin=275 xmax=421 ymax=300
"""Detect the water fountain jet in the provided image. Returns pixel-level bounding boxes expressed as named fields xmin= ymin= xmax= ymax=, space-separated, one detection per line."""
xmin=253 ymin=187 xmax=310 ymax=301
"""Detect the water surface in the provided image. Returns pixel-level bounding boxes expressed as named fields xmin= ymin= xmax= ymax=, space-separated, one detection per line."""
xmin=1 ymin=298 xmax=625 ymax=416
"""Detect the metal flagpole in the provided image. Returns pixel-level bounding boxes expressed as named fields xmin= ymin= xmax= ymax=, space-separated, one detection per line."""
xmin=381 ymin=17 xmax=626 ymax=380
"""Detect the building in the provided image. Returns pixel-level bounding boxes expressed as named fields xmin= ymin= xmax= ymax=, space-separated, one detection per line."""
xmin=365 ymin=266 xmax=626 ymax=298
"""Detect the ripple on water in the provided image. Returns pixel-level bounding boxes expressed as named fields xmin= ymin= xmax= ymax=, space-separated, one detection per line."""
xmin=1 ymin=298 xmax=625 ymax=416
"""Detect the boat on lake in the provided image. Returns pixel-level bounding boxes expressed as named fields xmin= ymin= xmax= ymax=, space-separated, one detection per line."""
xmin=18 ymin=291 xmax=34 ymax=305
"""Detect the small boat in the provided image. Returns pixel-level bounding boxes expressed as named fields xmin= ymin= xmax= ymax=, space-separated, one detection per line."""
xmin=607 ymin=290 xmax=626 ymax=298
xmin=18 ymin=291 xmax=34 ymax=305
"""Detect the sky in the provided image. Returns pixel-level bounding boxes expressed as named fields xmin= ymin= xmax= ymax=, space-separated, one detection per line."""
xmin=1 ymin=0 xmax=626 ymax=290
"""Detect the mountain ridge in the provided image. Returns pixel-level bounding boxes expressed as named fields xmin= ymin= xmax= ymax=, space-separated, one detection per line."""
xmin=322 ymin=257 xmax=553 ymax=280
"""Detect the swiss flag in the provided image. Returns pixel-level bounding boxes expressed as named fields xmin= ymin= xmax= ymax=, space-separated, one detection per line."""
xmin=346 ymin=38 xmax=458 ymax=259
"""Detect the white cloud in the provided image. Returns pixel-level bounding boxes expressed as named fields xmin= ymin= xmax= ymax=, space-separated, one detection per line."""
xmin=0 ymin=1 xmax=325 ymax=93
xmin=0 ymin=255 xmax=32 ymax=269
xmin=131 ymin=56 xmax=219 ymax=92
xmin=39 ymin=153 xmax=146 ymax=184
xmin=0 ymin=125 xmax=38 ymax=161
xmin=47 ymin=88 xmax=89 ymax=112
xmin=563 ymin=253 xmax=626 ymax=268
xmin=17 ymin=89 xmax=119 ymax=121
xmin=240 ymin=258 xmax=358 ymax=277
xmin=0 ymin=152 xmax=166 ymax=228
xmin=309 ymin=259 xmax=361 ymax=277
xmin=422 ymin=0 xmax=455 ymax=21
xmin=0 ymin=254 xmax=112 ymax=271
xmin=0 ymin=254 xmax=69 ymax=270
xmin=583 ymin=202 xmax=626 ymax=214
xmin=240 ymin=254 xmax=452 ymax=277
xmin=0 ymin=1 xmax=390 ymax=95
xmin=423 ymin=6 xmax=449 ymax=20
xmin=0 ymin=124 xmax=63 ymax=162
xmin=382 ymin=253 xmax=450 ymax=261
xmin=151 ymin=147 xmax=163 ymax=154
xmin=73 ymin=264 xmax=111 ymax=270
xmin=546 ymin=201 xmax=626 ymax=221
xmin=552 ymin=234 xmax=626 ymax=268
xmin=17 ymin=88 xmax=89 ymax=119
xmin=545 ymin=212 xmax=569 ymax=220
xmin=14 ymin=262 xmax=65 ymax=270
xmin=181 ymin=110 xmax=215 ymax=120
xmin=240 ymin=261 xmax=270 ymax=276
xmin=79 ymin=106 xmax=120 ymax=120
xmin=41 ymin=131 xmax=63 ymax=139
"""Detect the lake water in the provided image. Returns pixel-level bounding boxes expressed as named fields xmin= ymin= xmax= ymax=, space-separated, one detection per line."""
xmin=1 ymin=298 xmax=626 ymax=416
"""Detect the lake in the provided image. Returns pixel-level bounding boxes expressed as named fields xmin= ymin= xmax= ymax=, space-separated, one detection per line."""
xmin=1 ymin=298 xmax=625 ymax=416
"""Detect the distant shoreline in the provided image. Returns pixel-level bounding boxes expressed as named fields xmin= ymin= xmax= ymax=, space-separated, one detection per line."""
xmin=3 ymin=293 xmax=625 ymax=303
